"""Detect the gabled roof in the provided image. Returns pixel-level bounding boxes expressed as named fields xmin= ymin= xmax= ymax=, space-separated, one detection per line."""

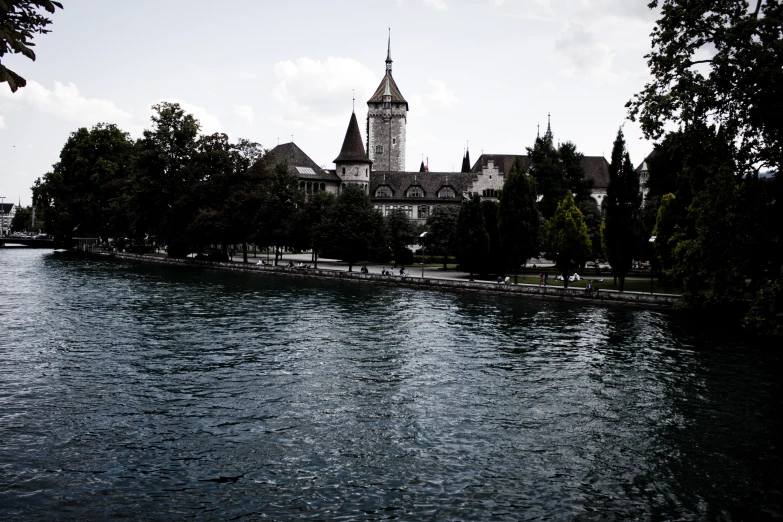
xmin=368 ymin=74 xmax=408 ymax=110
xmin=0 ymin=203 xmax=15 ymax=214
xmin=470 ymin=153 xmax=610 ymax=189
xmin=265 ymin=142 xmax=340 ymax=182
xmin=334 ymin=112 xmax=372 ymax=164
xmin=370 ymin=171 xmax=469 ymax=202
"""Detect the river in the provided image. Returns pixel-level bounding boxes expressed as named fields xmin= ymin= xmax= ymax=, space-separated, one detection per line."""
xmin=0 ymin=248 xmax=780 ymax=520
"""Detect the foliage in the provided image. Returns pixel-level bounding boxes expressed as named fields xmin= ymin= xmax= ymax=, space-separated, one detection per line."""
xmin=32 ymin=123 xmax=136 ymax=244
xmin=386 ymin=208 xmax=418 ymax=266
xmin=545 ymin=193 xmax=592 ymax=288
xmin=652 ymin=193 xmax=678 ymax=273
xmin=456 ymin=193 xmax=489 ymax=277
xmin=426 ymin=205 xmax=459 ymax=269
xmin=603 ymin=128 xmax=642 ymax=291
xmin=0 ymin=0 xmax=62 ymax=92
xmin=498 ymin=159 xmax=539 ymax=281
xmin=10 ymin=205 xmax=31 ymax=231
xmin=576 ymin=197 xmax=602 ymax=263
xmin=320 ymin=184 xmax=381 ymax=271
xmin=481 ymin=199 xmax=502 ymax=275
xmin=627 ymin=0 xmax=783 ymax=173
xmin=559 ymin=141 xmax=593 ymax=203
xmin=527 ymin=135 xmax=565 ymax=219
xmin=744 ymin=279 xmax=783 ymax=336
xmin=301 ymin=191 xmax=336 ymax=268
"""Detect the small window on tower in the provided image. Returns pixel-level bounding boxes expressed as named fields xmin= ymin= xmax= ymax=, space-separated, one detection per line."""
xmin=392 ymin=138 xmax=396 ymax=145
xmin=376 ymin=145 xmax=384 ymax=154
xmin=383 ymin=101 xmax=391 ymax=109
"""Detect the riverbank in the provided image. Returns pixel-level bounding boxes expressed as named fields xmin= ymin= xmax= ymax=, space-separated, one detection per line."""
xmin=113 ymin=252 xmax=680 ymax=309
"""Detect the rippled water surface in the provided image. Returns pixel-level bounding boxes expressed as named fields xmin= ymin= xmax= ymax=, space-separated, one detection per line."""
xmin=1 ymin=249 xmax=781 ymax=520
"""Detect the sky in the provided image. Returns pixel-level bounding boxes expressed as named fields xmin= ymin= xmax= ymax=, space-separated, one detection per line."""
xmin=0 ymin=0 xmax=662 ymax=207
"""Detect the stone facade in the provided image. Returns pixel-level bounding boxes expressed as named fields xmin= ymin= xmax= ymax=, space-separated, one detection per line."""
xmin=464 ymin=159 xmax=504 ymax=200
xmin=367 ymin=102 xmax=407 ymax=172
xmin=336 ymin=162 xmax=371 ymax=194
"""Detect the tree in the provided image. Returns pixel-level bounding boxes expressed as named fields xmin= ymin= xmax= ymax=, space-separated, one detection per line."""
xmin=559 ymin=141 xmax=593 ymax=203
xmin=1 ymin=0 xmax=62 ymax=92
xmin=627 ymin=0 xmax=783 ymax=173
xmin=498 ymin=159 xmax=539 ymax=282
xmin=303 ymin=191 xmax=336 ymax=268
xmin=481 ymin=199 xmax=502 ymax=276
xmin=386 ymin=208 xmax=417 ymax=266
xmin=10 ymin=205 xmax=31 ymax=231
xmin=652 ymin=193 xmax=678 ymax=274
xmin=603 ymin=128 xmax=642 ymax=291
xmin=258 ymin=164 xmax=304 ymax=265
xmin=131 ymin=102 xmax=201 ymax=255
xmin=456 ymin=193 xmax=489 ymax=278
xmin=527 ymin=134 xmax=566 ymax=219
xmin=32 ymin=123 xmax=136 ymax=243
xmin=576 ymin=197 xmax=602 ymax=265
xmin=426 ymin=205 xmax=459 ymax=269
xmin=545 ymin=193 xmax=592 ymax=288
xmin=320 ymin=184 xmax=380 ymax=272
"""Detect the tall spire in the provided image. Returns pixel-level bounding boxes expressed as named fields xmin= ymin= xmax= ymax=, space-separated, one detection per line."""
xmin=386 ymin=27 xmax=393 ymax=74
xmin=545 ymin=112 xmax=553 ymax=140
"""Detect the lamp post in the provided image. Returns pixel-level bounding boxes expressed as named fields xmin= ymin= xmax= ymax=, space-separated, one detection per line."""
xmin=648 ymin=235 xmax=656 ymax=294
xmin=419 ymin=231 xmax=428 ymax=278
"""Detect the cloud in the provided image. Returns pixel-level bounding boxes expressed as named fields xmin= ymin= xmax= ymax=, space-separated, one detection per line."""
xmin=0 ymin=80 xmax=134 ymax=128
xmin=411 ymin=79 xmax=461 ymax=116
xmin=423 ymin=0 xmax=448 ymax=10
xmin=238 ymin=70 xmax=258 ymax=80
xmin=271 ymin=56 xmax=379 ymax=131
xmin=233 ymin=104 xmax=254 ymax=124
xmin=555 ymin=22 xmax=613 ymax=75
xmin=0 ymin=114 xmax=5 ymax=130
xmin=143 ymin=99 xmax=224 ymax=136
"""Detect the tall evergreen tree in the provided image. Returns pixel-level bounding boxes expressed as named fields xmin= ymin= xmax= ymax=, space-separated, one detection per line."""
xmin=545 ymin=193 xmax=592 ymax=288
xmin=604 ymin=128 xmax=642 ymax=291
xmin=481 ymin=200 xmax=502 ymax=276
xmin=456 ymin=193 xmax=489 ymax=279
xmin=498 ymin=159 xmax=539 ymax=283
xmin=527 ymin=135 xmax=566 ymax=219
xmin=387 ymin=208 xmax=417 ymax=266
xmin=320 ymin=184 xmax=380 ymax=272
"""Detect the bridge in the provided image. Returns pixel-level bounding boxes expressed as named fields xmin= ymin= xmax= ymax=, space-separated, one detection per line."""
xmin=0 ymin=238 xmax=57 ymax=248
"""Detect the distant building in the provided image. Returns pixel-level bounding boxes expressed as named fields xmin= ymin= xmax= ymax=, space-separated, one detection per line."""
xmin=260 ymin=35 xmax=616 ymax=223
xmin=0 ymin=203 xmax=16 ymax=236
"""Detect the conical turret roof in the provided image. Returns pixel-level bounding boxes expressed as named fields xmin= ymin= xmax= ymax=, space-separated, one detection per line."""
xmin=334 ymin=112 xmax=372 ymax=164
xmin=368 ymin=73 xmax=408 ymax=109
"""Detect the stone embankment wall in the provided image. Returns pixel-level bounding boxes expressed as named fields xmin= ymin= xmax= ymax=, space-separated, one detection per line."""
xmin=114 ymin=253 xmax=680 ymax=309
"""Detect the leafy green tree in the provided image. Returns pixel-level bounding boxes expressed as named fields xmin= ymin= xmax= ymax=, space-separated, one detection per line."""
xmin=627 ymin=0 xmax=783 ymax=173
xmin=576 ymin=197 xmax=602 ymax=265
xmin=303 ymin=190 xmax=336 ymax=268
xmin=32 ymin=123 xmax=136 ymax=244
xmin=456 ymin=193 xmax=489 ymax=278
xmin=132 ymin=102 xmax=201 ymax=255
xmin=10 ymin=205 xmax=31 ymax=231
xmin=481 ymin=199 xmax=502 ymax=275
xmin=652 ymin=193 xmax=678 ymax=274
xmin=545 ymin=193 xmax=592 ymax=288
xmin=258 ymin=163 xmax=304 ymax=265
xmin=559 ymin=141 xmax=593 ymax=203
xmin=527 ymin=134 xmax=566 ymax=219
xmin=426 ymin=205 xmax=459 ymax=269
xmin=498 ymin=160 xmax=539 ymax=282
xmin=320 ymin=184 xmax=380 ymax=271
xmin=604 ymin=128 xmax=642 ymax=291
xmin=386 ymin=208 xmax=417 ymax=266
xmin=1 ymin=0 xmax=62 ymax=92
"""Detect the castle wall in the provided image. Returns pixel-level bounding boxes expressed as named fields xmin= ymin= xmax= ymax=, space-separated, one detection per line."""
xmin=465 ymin=160 xmax=505 ymax=200
xmin=367 ymin=103 xmax=407 ymax=171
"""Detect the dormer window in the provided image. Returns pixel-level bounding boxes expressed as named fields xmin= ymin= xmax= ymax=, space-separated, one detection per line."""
xmin=375 ymin=185 xmax=393 ymax=198
xmin=437 ymin=186 xmax=456 ymax=198
xmin=407 ymin=186 xmax=424 ymax=198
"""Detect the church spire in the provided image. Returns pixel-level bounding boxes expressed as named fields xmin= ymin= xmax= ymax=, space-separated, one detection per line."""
xmin=545 ymin=112 xmax=553 ymax=140
xmin=386 ymin=28 xmax=393 ymax=74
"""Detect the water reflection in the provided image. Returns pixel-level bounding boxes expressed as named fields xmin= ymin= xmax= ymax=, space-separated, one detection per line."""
xmin=0 ymin=249 xmax=780 ymax=520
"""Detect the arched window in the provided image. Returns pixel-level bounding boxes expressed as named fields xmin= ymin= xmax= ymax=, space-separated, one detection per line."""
xmin=437 ymin=186 xmax=456 ymax=198
xmin=375 ymin=185 xmax=393 ymax=198
xmin=407 ymin=186 xmax=424 ymax=198
xmin=418 ymin=205 xmax=429 ymax=219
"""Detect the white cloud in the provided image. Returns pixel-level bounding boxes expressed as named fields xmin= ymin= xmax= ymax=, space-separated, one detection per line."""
xmin=142 ymin=99 xmax=224 ymax=136
xmin=555 ymin=22 xmax=613 ymax=76
xmin=233 ymin=104 xmax=254 ymax=124
xmin=271 ymin=56 xmax=379 ymax=131
xmin=0 ymin=80 xmax=134 ymax=128
xmin=424 ymin=0 xmax=448 ymax=10
xmin=411 ymin=79 xmax=461 ymax=117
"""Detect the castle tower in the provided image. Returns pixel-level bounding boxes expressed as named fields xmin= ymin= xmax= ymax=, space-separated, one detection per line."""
xmin=335 ymin=111 xmax=373 ymax=194
xmin=367 ymin=32 xmax=408 ymax=172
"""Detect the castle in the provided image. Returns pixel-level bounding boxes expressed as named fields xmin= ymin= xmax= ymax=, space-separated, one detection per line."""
xmin=265 ymin=36 xmax=613 ymax=223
